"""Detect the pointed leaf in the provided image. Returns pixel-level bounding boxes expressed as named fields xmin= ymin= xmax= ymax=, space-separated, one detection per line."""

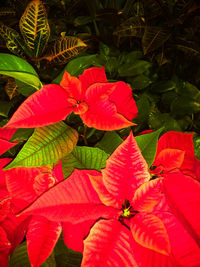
xmin=5 ymin=84 xmax=73 ymax=128
xmin=135 ymin=128 xmax=163 ymax=167
xmin=0 ymin=139 xmax=17 ymax=156
xmin=163 ymin=172 xmax=200 ymax=246
xmin=42 ymin=36 xmax=87 ymax=64
xmin=62 ymin=146 xmax=109 ymax=178
xmin=20 ymin=169 xmax=119 ymax=223
xmin=19 ymin=0 xmax=50 ymax=57
xmin=132 ymin=178 xmax=163 ymax=212
xmin=27 ymin=216 xmax=61 ymax=267
xmin=96 ymin=131 xmax=123 ymax=154
xmin=5 ymin=122 xmax=78 ymax=169
xmin=130 ymin=213 xmax=171 ymax=255
xmin=102 ymin=132 xmax=150 ymax=205
xmin=0 ymin=53 xmax=41 ymax=90
xmin=82 ymin=219 xmax=138 ymax=267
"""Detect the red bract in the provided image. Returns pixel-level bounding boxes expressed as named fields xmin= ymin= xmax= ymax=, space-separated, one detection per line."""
xmin=4 ymin=164 xmax=64 ymax=267
xmin=20 ymin=132 xmax=189 ymax=266
xmin=151 ymin=131 xmax=199 ymax=180
xmin=5 ymin=67 xmax=138 ymax=130
xmin=0 ymin=128 xmax=17 ymax=156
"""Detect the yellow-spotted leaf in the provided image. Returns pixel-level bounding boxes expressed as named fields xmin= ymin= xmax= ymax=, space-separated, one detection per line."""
xmin=19 ymin=0 xmax=50 ymax=57
xmin=0 ymin=23 xmax=30 ymax=58
xmin=4 ymin=122 xmax=78 ymax=169
xmin=42 ymin=36 xmax=87 ymax=64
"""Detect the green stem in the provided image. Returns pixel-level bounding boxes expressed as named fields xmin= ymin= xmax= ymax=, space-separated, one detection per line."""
xmin=83 ymin=125 xmax=88 ymax=145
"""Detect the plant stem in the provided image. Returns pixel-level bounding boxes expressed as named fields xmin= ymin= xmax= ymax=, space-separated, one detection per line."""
xmin=83 ymin=125 xmax=88 ymax=145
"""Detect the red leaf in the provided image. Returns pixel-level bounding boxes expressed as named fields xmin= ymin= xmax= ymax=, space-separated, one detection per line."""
xmin=153 ymin=148 xmax=185 ymax=172
xmin=20 ymin=170 xmax=120 ymax=223
xmin=85 ymin=83 xmax=116 ymax=104
xmin=80 ymin=97 xmax=135 ymax=130
xmin=89 ymin=174 xmax=122 ymax=209
xmin=0 ymin=199 xmax=10 ymax=222
xmin=163 ymin=172 xmax=200 ymax=246
xmin=130 ymin=213 xmax=171 ymax=255
xmin=82 ymin=219 xmax=138 ymax=267
xmin=60 ymin=71 xmax=82 ymax=100
xmin=102 ymin=132 xmax=150 ymax=204
xmin=156 ymin=211 xmax=200 ymax=266
xmin=156 ymin=132 xmax=195 ymax=176
xmin=109 ymin=81 xmax=138 ymax=121
xmin=0 ymin=128 xmax=16 ymax=141
xmin=6 ymin=167 xmax=41 ymax=209
xmin=132 ymin=178 xmax=163 ymax=212
xmin=0 ymin=225 xmax=11 ymax=252
xmin=4 ymin=84 xmax=73 ymax=128
xmin=27 ymin=216 xmax=62 ymax=267
xmin=63 ymin=219 xmax=95 ymax=253
xmin=0 ymin=139 xmax=17 ymax=156
xmin=79 ymin=67 xmax=107 ymax=99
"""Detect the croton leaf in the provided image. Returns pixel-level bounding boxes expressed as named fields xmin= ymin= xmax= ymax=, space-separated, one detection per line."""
xmin=19 ymin=0 xmax=50 ymax=57
xmin=62 ymin=146 xmax=109 ymax=178
xmin=5 ymin=122 xmax=78 ymax=169
xmin=27 ymin=216 xmax=61 ymax=267
xmin=82 ymin=219 xmax=138 ymax=267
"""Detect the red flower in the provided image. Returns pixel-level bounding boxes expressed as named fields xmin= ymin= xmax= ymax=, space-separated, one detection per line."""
xmin=5 ymin=67 xmax=138 ymax=131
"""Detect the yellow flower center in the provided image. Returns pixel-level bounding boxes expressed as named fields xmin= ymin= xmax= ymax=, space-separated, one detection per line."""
xmin=123 ymin=208 xmax=131 ymax=217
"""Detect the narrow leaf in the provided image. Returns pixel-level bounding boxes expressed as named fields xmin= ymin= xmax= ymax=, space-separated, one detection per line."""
xmin=62 ymin=146 xmax=109 ymax=178
xmin=5 ymin=122 xmax=78 ymax=169
xmin=142 ymin=27 xmax=171 ymax=55
xmin=19 ymin=0 xmax=50 ymax=57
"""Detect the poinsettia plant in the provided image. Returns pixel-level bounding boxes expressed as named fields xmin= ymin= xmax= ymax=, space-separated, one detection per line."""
xmin=0 ymin=63 xmax=200 ymax=267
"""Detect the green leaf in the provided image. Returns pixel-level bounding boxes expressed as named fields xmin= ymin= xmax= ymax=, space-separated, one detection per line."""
xmin=10 ymin=128 xmax=34 ymax=142
xmin=171 ymin=97 xmax=200 ymax=115
xmin=16 ymin=80 xmax=37 ymax=97
xmin=54 ymin=239 xmax=82 ymax=267
xmin=150 ymin=80 xmax=176 ymax=93
xmin=96 ymin=131 xmax=123 ymax=154
xmin=9 ymin=241 xmax=56 ymax=267
xmin=5 ymin=122 xmax=78 ymax=169
xmin=0 ymin=101 xmax=12 ymax=117
xmin=149 ymin=112 xmax=182 ymax=131
xmin=118 ymin=60 xmax=152 ymax=77
xmin=62 ymin=146 xmax=109 ymax=178
xmin=135 ymin=128 xmax=163 ymax=167
xmin=0 ymin=53 xmax=41 ymax=90
xmin=131 ymin=75 xmax=152 ymax=90
xmin=9 ymin=242 xmax=31 ymax=267
xmin=53 ymin=54 xmax=100 ymax=83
